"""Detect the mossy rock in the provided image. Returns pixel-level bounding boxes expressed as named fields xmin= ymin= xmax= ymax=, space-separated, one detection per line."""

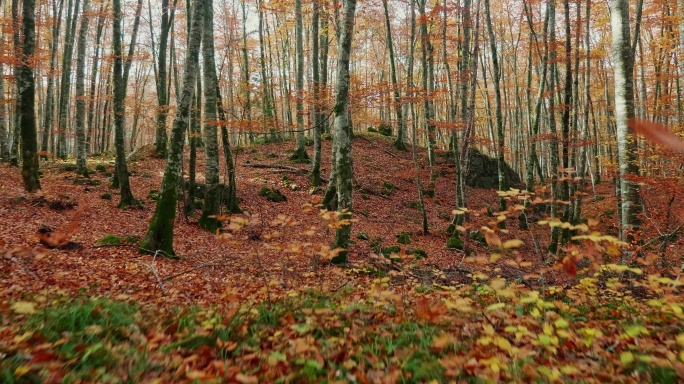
xmin=378 ymin=124 xmax=392 ymax=136
xmin=100 ymin=193 xmax=112 ymax=200
xmin=259 ymin=186 xmax=287 ymax=202
xmin=397 ymin=232 xmax=411 ymax=245
xmin=97 ymin=234 xmax=122 ymax=245
xmin=356 ymin=232 xmax=369 ymax=240
xmin=95 ymin=164 xmax=107 ymax=172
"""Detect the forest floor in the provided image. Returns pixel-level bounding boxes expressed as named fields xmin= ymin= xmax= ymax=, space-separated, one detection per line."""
xmin=1 ymin=133 xmax=684 ymax=383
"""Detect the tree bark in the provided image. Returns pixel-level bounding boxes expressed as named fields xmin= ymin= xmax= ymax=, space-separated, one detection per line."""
xmin=383 ymin=0 xmax=406 ymax=151
xmin=40 ymin=0 xmax=64 ymax=160
xmin=610 ymin=0 xmax=641 ymax=240
xmin=199 ymin=0 xmax=221 ymax=232
xmin=56 ymin=0 xmax=80 ymax=159
xmin=292 ymin=0 xmax=310 ymax=162
xmin=112 ymin=0 xmax=136 ymax=207
xmin=155 ymin=0 xmax=175 ymax=157
xmin=19 ymin=0 xmax=41 ymax=192
xmin=330 ymin=0 xmax=357 ymax=265
xmin=311 ymin=0 xmax=322 ymax=186
xmin=75 ymin=0 xmax=91 ymax=175
xmin=141 ymin=0 xmax=204 ymax=257
xmin=86 ymin=2 xmax=105 ymax=155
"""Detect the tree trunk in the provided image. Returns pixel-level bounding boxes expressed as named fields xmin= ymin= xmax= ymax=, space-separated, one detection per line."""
xmin=311 ymin=0 xmax=322 ymax=186
xmin=86 ymin=2 xmax=105 ymax=155
xmin=330 ymin=0 xmax=358 ymax=265
xmin=484 ymin=0 xmax=506 ymax=211
xmin=155 ymin=0 xmax=175 ymax=157
xmin=56 ymin=0 xmax=80 ymax=160
xmin=610 ymin=0 xmax=641 ymax=240
xmin=75 ymin=0 xmax=91 ymax=175
xmin=40 ymin=0 xmax=64 ymax=160
xmin=112 ymin=0 xmax=136 ymax=208
xmin=418 ymin=0 xmax=436 ymax=171
xmin=216 ymin=84 xmax=241 ymax=214
xmin=292 ymin=0 xmax=310 ymax=162
xmin=10 ymin=0 xmax=22 ymax=166
xmin=383 ymin=0 xmax=406 ymax=151
xmin=199 ymin=0 xmax=221 ymax=232
xmin=0 ymin=58 xmax=8 ymax=162
xmin=141 ymin=0 xmax=204 ymax=257
xmin=19 ymin=0 xmax=41 ymax=192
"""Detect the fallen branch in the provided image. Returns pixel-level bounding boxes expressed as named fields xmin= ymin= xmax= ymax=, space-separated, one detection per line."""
xmin=162 ymin=263 xmax=233 ymax=281
xmin=142 ymin=260 xmax=167 ymax=295
xmin=243 ymin=163 xmax=309 ymax=174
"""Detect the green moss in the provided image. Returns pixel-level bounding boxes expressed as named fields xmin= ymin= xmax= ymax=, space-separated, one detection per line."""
xmin=381 ymin=246 xmax=401 ymax=257
xmin=447 ymin=232 xmax=464 ymax=250
xmin=147 ymin=190 xmax=160 ymax=201
xmin=356 ymin=232 xmax=369 ymax=240
xmin=367 ymin=127 xmax=378 ymax=133
xmin=397 ymin=232 xmax=411 ymax=244
xmin=259 ymin=186 xmax=287 ymax=202
xmin=377 ymin=124 xmax=392 ymax=136
xmin=469 ymin=230 xmax=487 ymax=245
xmin=95 ymin=164 xmax=107 ymax=172
xmin=100 ymin=193 xmax=112 ymax=200
xmin=408 ymin=248 xmax=427 ymax=260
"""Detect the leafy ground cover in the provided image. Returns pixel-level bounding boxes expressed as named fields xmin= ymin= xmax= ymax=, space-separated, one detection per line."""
xmin=1 ymin=135 xmax=684 ymax=383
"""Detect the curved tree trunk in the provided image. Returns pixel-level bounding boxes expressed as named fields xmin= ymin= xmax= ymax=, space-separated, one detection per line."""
xmin=140 ymin=0 xmax=204 ymax=257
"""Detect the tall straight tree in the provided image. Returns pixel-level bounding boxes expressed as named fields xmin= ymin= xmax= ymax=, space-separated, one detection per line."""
xmin=199 ymin=0 xmax=221 ymax=232
xmin=112 ymin=0 xmax=136 ymax=207
xmin=154 ymin=0 xmax=175 ymax=157
xmin=40 ymin=0 xmax=64 ymax=160
xmin=86 ymin=4 xmax=106 ymax=153
xmin=141 ymin=0 xmax=204 ymax=257
xmin=291 ymin=0 xmax=310 ymax=162
xmin=311 ymin=0 xmax=322 ymax=186
xmin=330 ymin=0 xmax=358 ymax=265
xmin=56 ymin=0 xmax=80 ymax=159
xmin=484 ymin=0 xmax=506 ymax=210
xmin=417 ymin=0 xmax=436 ymax=170
xmin=74 ymin=0 xmax=91 ymax=175
xmin=0 ymin=41 xmax=8 ymax=161
xmin=19 ymin=0 xmax=41 ymax=192
xmin=610 ymin=0 xmax=640 ymax=240
xmin=383 ymin=0 xmax=406 ymax=151
xmin=10 ymin=0 xmax=21 ymax=166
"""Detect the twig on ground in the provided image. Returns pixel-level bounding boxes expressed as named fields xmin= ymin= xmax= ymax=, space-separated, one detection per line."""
xmin=162 ymin=263 xmax=233 ymax=281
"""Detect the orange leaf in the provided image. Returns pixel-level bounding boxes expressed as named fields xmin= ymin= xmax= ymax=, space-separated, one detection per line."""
xmin=416 ymin=297 xmax=447 ymax=322
xmin=627 ymin=118 xmax=684 ymax=154
xmin=562 ymin=256 xmax=577 ymax=278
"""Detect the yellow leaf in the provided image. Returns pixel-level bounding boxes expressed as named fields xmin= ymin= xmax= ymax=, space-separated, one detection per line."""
xmin=11 ymin=301 xmax=37 ymax=315
xmin=14 ymin=365 xmax=31 ymax=377
xmin=236 ymin=373 xmax=259 ymax=384
xmin=486 ymin=302 xmax=506 ymax=312
xmin=620 ymin=351 xmax=634 ymax=365
xmin=503 ymin=239 xmax=523 ymax=249
xmin=554 ymin=318 xmax=569 ymax=329
xmin=432 ymin=334 xmax=455 ymax=351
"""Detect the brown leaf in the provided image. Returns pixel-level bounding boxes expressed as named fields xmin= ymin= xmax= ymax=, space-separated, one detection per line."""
xmin=416 ymin=297 xmax=447 ymax=322
xmin=562 ymin=256 xmax=577 ymax=278
xmin=627 ymin=118 xmax=684 ymax=154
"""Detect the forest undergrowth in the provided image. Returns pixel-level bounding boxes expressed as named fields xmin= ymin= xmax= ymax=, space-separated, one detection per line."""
xmin=1 ymin=134 xmax=684 ymax=383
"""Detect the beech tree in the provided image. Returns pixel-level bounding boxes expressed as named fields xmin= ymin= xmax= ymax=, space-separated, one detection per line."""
xmin=610 ymin=0 xmax=641 ymax=240
xmin=330 ymin=0 xmax=358 ymax=264
xmin=18 ymin=0 xmax=40 ymax=192
xmin=75 ymin=0 xmax=91 ymax=175
xmin=141 ymin=0 xmax=205 ymax=257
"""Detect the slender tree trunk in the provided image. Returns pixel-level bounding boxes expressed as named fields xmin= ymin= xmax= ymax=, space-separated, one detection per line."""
xmin=19 ymin=0 xmax=41 ymax=192
xmin=383 ymin=0 xmax=406 ymax=151
xmin=258 ymin=0 xmax=275 ymax=137
xmin=484 ymin=0 xmax=506 ymax=212
xmin=199 ymin=0 xmax=221 ymax=232
xmin=418 ymin=0 xmax=436 ymax=172
xmin=330 ymin=0 xmax=358 ymax=265
xmin=155 ymin=0 xmax=174 ymax=157
xmin=241 ymin=0 xmax=252 ymax=140
xmin=56 ymin=0 xmax=80 ymax=159
xmin=311 ymin=0 xmax=322 ymax=185
xmin=86 ymin=3 xmax=105 ymax=155
xmin=141 ymin=0 xmax=204 ymax=257
xmin=292 ymin=0 xmax=310 ymax=161
xmin=610 ymin=0 xmax=641 ymax=240
xmin=573 ymin=0 xmax=591 ymax=223
xmin=112 ymin=0 xmax=136 ymax=207
xmin=0 ymin=57 xmax=8 ymax=162
xmin=547 ymin=0 xmax=562 ymax=253
xmin=216 ymin=84 xmax=241 ymax=213
xmin=40 ymin=0 xmax=64 ymax=160
xmin=10 ymin=0 xmax=22 ymax=166
xmin=75 ymin=0 xmax=91 ymax=175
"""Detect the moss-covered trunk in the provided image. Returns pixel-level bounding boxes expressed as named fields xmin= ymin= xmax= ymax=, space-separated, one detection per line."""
xmin=140 ymin=0 xmax=204 ymax=258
